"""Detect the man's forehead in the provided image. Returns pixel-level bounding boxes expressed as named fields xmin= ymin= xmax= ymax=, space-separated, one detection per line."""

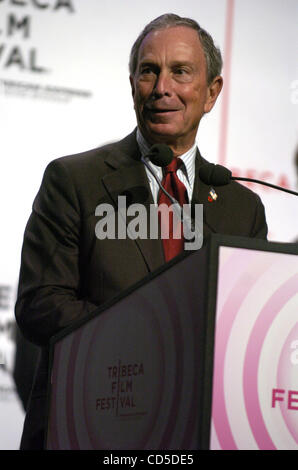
xmin=141 ymin=25 xmax=201 ymax=47
xmin=137 ymin=26 xmax=204 ymax=62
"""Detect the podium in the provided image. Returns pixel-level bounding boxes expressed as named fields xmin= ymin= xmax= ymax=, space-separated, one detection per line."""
xmin=45 ymin=234 xmax=298 ymax=450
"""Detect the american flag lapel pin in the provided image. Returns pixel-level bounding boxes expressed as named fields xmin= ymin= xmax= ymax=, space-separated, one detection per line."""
xmin=208 ymin=187 xmax=218 ymax=202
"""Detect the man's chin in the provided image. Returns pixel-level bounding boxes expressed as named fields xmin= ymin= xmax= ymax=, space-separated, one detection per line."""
xmin=142 ymin=124 xmax=179 ymax=144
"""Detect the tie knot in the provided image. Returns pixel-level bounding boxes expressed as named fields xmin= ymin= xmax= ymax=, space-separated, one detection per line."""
xmin=163 ymin=157 xmax=183 ymax=175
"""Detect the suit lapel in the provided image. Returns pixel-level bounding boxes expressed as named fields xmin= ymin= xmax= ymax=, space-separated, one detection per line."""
xmin=101 ymin=132 xmax=165 ymax=272
xmin=101 ymin=134 xmax=226 ymax=266
xmin=192 ymin=150 xmax=223 ymax=237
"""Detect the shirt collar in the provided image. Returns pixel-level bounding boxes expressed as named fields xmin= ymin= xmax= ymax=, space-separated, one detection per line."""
xmin=136 ymin=128 xmax=197 ymax=183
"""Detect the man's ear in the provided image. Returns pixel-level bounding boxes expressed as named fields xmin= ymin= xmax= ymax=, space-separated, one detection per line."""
xmin=129 ymin=75 xmax=135 ymax=98
xmin=204 ymin=76 xmax=223 ymax=114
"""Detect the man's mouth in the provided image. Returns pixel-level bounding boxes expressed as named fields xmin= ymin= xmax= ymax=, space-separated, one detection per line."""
xmin=145 ymin=107 xmax=179 ymax=114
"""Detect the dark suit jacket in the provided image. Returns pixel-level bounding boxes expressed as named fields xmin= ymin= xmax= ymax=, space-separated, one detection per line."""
xmin=15 ymin=130 xmax=267 ymax=449
xmin=13 ymin=324 xmax=40 ymax=412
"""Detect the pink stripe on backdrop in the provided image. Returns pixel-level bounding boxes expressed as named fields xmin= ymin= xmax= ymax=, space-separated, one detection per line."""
xmin=218 ymin=0 xmax=235 ymax=166
xmin=243 ymin=274 xmax=298 ymax=450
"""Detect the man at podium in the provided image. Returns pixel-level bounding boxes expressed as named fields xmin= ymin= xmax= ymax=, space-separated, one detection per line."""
xmin=15 ymin=13 xmax=267 ymax=449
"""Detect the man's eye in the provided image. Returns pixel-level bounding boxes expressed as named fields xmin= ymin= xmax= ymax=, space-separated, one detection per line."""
xmin=174 ymin=68 xmax=188 ymax=75
xmin=140 ymin=67 xmax=154 ymax=75
xmin=173 ymin=67 xmax=193 ymax=82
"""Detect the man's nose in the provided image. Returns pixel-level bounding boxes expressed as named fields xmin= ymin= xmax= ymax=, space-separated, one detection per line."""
xmin=153 ymin=71 xmax=172 ymax=97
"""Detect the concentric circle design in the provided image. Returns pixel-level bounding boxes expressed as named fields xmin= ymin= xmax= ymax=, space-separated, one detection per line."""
xmin=211 ymin=247 xmax=298 ymax=450
xmin=277 ymin=322 xmax=298 ymax=444
xmin=47 ymin=253 xmax=203 ymax=450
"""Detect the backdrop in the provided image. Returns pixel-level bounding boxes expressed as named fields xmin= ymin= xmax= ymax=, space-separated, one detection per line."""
xmin=0 ymin=0 xmax=297 ymax=449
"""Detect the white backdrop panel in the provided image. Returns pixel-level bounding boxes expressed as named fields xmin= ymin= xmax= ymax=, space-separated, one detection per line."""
xmin=0 ymin=0 xmax=296 ymax=449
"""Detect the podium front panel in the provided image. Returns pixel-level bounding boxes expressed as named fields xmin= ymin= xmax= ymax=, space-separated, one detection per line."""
xmin=46 ymin=248 xmax=208 ymax=450
xmin=46 ymin=235 xmax=298 ymax=450
xmin=209 ymin=245 xmax=298 ymax=450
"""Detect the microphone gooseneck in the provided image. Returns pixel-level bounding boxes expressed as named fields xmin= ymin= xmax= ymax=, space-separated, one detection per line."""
xmin=199 ymin=163 xmax=231 ymax=186
xmin=141 ymin=145 xmax=195 ymax=238
xmin=141 ymin=144 xmax=176 ymax=206
xmin=199 ymin=163 xmax=298 ymax=196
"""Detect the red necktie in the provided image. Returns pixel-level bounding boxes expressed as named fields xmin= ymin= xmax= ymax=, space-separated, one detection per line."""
xmin=158 ymin=158 xmax=189 ymax=262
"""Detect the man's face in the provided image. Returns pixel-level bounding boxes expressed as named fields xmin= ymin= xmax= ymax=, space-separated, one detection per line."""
xmin=130 ymin=26 xmax=222 ymax=155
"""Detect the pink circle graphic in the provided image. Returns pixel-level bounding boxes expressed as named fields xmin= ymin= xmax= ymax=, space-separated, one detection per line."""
xmin=277 ymin=322 xmax=298 ymax=444
xmin=243 ymin=273 xmax=298 ymax=449
xmin=212 ymin=251 xmax=271 ymax=449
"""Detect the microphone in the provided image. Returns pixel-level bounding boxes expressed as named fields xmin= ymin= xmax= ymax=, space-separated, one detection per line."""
xmin=141 ymin=144 xmax=177 ymax=207
xmin=141 ymin=144 xmax=195 ymax=240
xmin=147 ymin=143 xmax=173 ymax=167
xmin=199 ymin=163 xmax=298 ymax=196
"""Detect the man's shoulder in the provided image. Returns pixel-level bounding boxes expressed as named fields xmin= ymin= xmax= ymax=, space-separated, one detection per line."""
xmin=226 ymin=178 xmax=262 ymax=201
xmin=34 ymin=131 xmax=139 ymax=210
xmin=50 ymin=131 xmax=138 ymax=172
xmin=197 ymin=154 xmax=262 ymax=204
